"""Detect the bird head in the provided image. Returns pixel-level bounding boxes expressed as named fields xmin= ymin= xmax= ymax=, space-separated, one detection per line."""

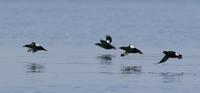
xmin=31 ymin=42 xmax=36 ymax=45
xmin=178 ymin=55 xmax=182 ymax=59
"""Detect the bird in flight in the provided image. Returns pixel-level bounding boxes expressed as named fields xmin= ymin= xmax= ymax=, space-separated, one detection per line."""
xmin=95 ymin=35 xmax=116 ymax=49
xmin=119 ymin=44 xmax=143 ymax=56
xmin=23 ymin=42 xmax=47 ymax=52
xmin=158 ymin=51 xmax=182 ymax=64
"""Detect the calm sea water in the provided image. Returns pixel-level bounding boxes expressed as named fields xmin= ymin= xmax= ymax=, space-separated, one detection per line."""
xmin=0 ymin=0 xmax=200 ymax=93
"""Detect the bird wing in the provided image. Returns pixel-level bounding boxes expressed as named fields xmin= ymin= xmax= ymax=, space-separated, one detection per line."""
xmin=134 ymin=48 xmax=143 ymax=54
xmin=37 ymin=46 xmax=48 ymax=51
xmin=109 ymin=44 xmax=116 ymax=49
xmin=100 ymin=40 xmax=107 ymax=44
xmin=106 ymin=35 xmax=112 ymax=43
xmin=158 ymin=55 xmax=169 ymax=64
xmin=23 ymin=44 xmax=32 ymax=48
xmin=119 ymin=46 xmax=129 ymax=51
xmin=121 ymin=52 xmax=129 ymax=57
xmin=137 ymin=50 xmax=143 ymax=54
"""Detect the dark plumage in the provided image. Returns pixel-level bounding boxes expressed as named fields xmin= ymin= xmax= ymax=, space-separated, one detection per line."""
xmin=158 ymin=51 xmax=182 ymax=64
xmin=119 ymin=44 xmax=143 ymax=56
xmin=95 ymin=35 xmax=116 ymax=49
xmin=23 ymin=42 xmax=47 ymax=52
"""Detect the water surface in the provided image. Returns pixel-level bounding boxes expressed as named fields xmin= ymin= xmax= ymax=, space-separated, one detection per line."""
xmin=0 ymin=0 xmax=200 ymax=93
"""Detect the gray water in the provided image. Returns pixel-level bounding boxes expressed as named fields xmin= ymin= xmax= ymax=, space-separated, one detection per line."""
xmin=0 ymin=0 xmax=200 ymax=93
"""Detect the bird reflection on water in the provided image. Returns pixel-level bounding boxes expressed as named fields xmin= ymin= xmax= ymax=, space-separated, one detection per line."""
xmin=97 ymin=54 xmax=115 ymax=64
xmin=159 ymin=72 xmax=184 ymax=83
xmin=121 ymin=65 xmax=142 ymax=74
xmin=26 ymin=63 xmax=44 ymax=73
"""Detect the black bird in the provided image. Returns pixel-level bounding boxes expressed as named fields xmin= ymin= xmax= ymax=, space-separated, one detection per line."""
xmin=119 ymin=44 xmax=143 ymax=56
xmin=95 ymin=35 xmax=116 ymax=49
xmin=158 ymin=51 xmax=182 ymax=64
xmin=23 ymin=42 xmax=47 ymax=52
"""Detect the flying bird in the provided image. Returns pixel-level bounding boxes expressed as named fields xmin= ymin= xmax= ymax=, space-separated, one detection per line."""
xmin=119 ymin=44 xmax=143 ymax=56
xmin=95 ymin=35 xmax=116 ymax=49
xmin=23 ymin=42 xmax=47 ymax=52
xmin=158 ymin=51 xmax=182 ymax=64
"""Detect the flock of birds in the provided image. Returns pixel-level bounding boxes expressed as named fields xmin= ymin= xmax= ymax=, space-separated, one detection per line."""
xmin=95 ymin=35 xmax=182 ymax=64
xmin=23 ymin=35 xmax=182 ymax=64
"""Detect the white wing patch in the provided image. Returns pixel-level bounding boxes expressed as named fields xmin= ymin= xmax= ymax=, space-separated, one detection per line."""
xmin=175 ymin=52 xmax=179 ymax=56
xmin=35 ymin=43 xmax=40 ymax=47
xmin=106 ymin=40 xmax=111 ymax=43
xmin=129 ymin=44 xmax=135 ymax=48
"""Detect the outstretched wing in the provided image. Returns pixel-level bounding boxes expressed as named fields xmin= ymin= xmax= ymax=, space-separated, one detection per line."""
xmin=23 ymin=44 xmax=32 ymax=48
xmin=37 ymin=46 xmax=48 ymax=51
xmin=106 ymin=35 xmax=112 ymax=43
xmin=121 ymin=52 xmax=129 ymax=57
xmin=158 ymin=55 xmax=169 ymax=64
xmin=100 ymin=40 xmax=107 ymax=44
xmin=136 ymin=48 xmax=143 ymax=54
xmin=108 ymin=44 xmax=116 ymax=49
xmin=119 ymin=46 xmax=129 ymax=51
